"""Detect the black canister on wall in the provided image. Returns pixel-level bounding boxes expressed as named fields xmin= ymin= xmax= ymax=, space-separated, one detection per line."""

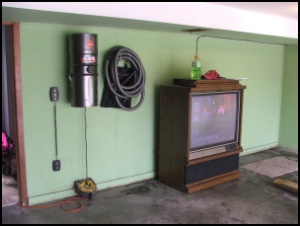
xmin=69 ymin=33 xmax=98 ymax=107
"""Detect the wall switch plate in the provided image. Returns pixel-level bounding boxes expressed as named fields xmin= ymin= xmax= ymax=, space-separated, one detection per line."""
xmin=50 ymin=87 xmax=59 ymax=102
xmin=52 ymin=160 xmax=61 ymax=171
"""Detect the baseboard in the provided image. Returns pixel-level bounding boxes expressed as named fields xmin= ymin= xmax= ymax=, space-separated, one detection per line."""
xmin=28 ymin=172 xmax=155 ymax=206
xmin=240 ymin=143 xmax=278 ymax=156
xmin=277 ymin=146 xmax=298 ymax=154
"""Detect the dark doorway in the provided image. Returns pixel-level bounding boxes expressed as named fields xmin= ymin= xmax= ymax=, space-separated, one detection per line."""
xmin=2 ymin=21 xmax=28 ymax=206
xmin=2 ymin=23 xmax=18 ymax=207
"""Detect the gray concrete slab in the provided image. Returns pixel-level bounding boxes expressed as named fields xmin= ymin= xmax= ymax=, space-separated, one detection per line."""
xmin=2 ymin=148 xmax=298 ymax=224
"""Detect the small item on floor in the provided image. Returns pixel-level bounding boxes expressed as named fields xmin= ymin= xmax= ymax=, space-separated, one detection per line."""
xmin=74 ymin=178 xmax=97 ymax=200
xmin=273 ymin=178 xmax=298 ymax=194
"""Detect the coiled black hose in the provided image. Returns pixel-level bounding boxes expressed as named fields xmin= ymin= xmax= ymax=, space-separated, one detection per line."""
xmin=103 ymin=46 xmax=146 ymax=111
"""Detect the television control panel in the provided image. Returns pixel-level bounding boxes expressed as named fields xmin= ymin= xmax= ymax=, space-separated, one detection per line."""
xmin=189 ymin=143 xmax=239 ymax=160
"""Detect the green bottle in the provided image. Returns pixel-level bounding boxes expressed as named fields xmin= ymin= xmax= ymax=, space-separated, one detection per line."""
xmin=190 ymin=55 xmax=202 ymax=80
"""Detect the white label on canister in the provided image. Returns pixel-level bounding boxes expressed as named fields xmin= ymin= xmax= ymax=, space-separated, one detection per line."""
xmin=81 ymin=55 xmax=96 ymax=63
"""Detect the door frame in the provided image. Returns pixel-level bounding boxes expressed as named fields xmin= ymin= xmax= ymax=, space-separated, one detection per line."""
xmin=3 ymin=21 xmax=28 ymax=206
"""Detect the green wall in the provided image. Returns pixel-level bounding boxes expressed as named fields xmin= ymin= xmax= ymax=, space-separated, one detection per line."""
xmin=279 ymin=45 xmax=298 ymax=150
xmin=20 ymin=23 xmax=284 ymax=204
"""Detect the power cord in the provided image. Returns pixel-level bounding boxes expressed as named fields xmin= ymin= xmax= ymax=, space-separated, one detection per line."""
xmin=54 ymin=101 xmax=58 ymax=161
xmin=20 ymin=196 xmax=92 ymax=213
xmin=195 ymin=34 xmax=284 ymax=56
xmin=84 ymin=107 xmax=88 ymax=179
xmin=72 ymin=108 xmax=97 ymax=200
xmin=22 ymin=113 xmax=97 ymax=214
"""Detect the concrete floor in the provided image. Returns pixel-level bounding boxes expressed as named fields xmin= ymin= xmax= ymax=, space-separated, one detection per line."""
xmin=2 ymin=148 xmax=298 ymax=224
xmin=2 ymin=174 xmax=18 ymax=207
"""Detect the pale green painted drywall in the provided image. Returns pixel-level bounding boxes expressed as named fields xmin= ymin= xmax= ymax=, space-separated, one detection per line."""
xmin=20 ymin=23 xmax=284 ymax=204
xmin=279 ymin=45 xmax=298 ymax=151
xmin=194 ymin=37 xmax=283 ymax=154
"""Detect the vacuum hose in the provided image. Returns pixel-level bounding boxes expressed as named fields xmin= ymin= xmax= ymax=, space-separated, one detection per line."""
xmin=102 ymin=46 xmax=146 ymax=111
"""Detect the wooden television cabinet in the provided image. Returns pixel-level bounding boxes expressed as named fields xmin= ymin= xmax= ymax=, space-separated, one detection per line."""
xmin=159 ymin=79 xmax=246 ymax=193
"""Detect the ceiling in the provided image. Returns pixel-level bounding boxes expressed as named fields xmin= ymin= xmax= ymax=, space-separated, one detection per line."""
xmin=182 ymin=2 xmax=298 ymax=45
xmin=2 ymin=2 xmax=298 ymax=45
xmin=211 ymin=2 xmax=298 ymax=20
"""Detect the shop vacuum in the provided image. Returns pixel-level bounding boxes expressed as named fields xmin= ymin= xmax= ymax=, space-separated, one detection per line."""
xmin=69 ymin=33 xmax=98 ymax=200
xmin=69 ymin=33 xmax=98 ymax=107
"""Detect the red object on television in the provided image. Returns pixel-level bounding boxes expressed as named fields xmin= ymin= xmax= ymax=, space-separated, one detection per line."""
xmin=203 ymin=70 xmax=221 ymax=80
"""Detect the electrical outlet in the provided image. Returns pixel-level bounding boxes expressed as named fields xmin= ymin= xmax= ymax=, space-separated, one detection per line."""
xmin=52 ymin=160 xmax=61 ymax=171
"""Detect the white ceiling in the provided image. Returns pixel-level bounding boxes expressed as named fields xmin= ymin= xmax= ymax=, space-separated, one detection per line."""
xmin=211 ymin=2 xmax=298 ymax=20
xmin=2 ymin=2 xmax=298 ymax=44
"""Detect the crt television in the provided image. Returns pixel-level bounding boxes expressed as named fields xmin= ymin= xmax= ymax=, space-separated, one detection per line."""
xmin=189 ymin=91 xmax=241 ymax=160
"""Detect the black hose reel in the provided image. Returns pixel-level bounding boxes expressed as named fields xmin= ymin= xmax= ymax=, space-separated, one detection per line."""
xmin=100 ymin=46 xmax=146 ymax=111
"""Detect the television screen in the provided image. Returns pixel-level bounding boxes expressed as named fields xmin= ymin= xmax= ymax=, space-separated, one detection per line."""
xmin=190 ymin=91 xmax=240 ymax=151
